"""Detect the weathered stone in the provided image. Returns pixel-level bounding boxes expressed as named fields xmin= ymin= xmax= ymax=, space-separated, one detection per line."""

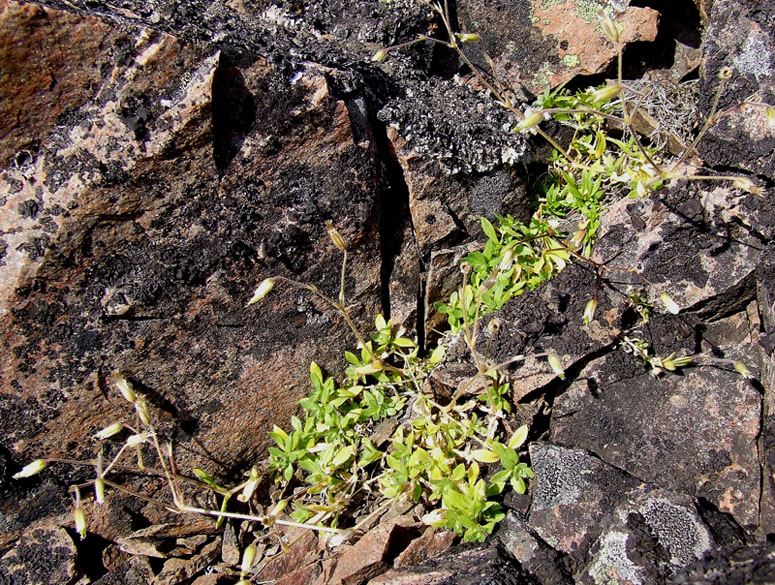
xmin=274 ymin=562 xmax=323 ymax=585
xmin=378 ymin=77 xmax=532 ymax=272
xmin=321 ymin=516 xmax=419 ymax=585
xmin=154 ymin=538 xmax=220 ymax=585
xmin=497 ymin=512 xmax=573 ymax=585
xmin=0 ymin=524 xmax=78 ymax=585
xmin=393 ymin=528 xmax=456 ymax=569
xmin=368 ymin=543 xmax=537 ymax=585
xmin=456 ymin=0 xmax=659 ymax=95
xmin=528 ymin=443 xmax=639 ymax=560
xmin=1 ymin=9 xmax=388 ymax=542
xmin=697 ymin=0 xmax=775 ymax=176
xmin=671 ymin=540 xmax=775 ymax=585
xmin=579 ymin=486 xmax=714 ymax=585
xmin=92 ymin=555 xmax=155 ymax=585
xmin=551 ymin=345 xmax=762 ymax=528
xmin=254 ymin=527 xmax=319 ymax=583
xmin=0 ymin=0 xmax=114 ymax=160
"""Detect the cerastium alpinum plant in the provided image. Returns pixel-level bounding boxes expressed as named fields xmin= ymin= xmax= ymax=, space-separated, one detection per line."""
xmin=13 ymin=3 xmax=769 ymax=575
xmin=379 ymin=0 xmax=770 ymax=373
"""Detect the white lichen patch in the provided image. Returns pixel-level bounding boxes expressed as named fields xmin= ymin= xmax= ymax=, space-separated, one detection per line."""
xmin=733 ymin=33 xmax=773 ymax=82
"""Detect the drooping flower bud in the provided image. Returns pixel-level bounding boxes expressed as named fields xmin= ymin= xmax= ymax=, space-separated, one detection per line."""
xmin=325 ymin=221 xmax=347 ymax=251
xmin=598 ymin=9 xmax=619 ymax=43
xmin=583 ymin=299 xmax=598 ymax=325
xmin=135 ymin=398 xmax=151 ymax=425
xmin=110 ymin=372 xmax=136 ymax=403
xmin=456 ymin=32 xmax=481 ymax=43
xmin=734 ymin=361 xmax=753 ymax=379
xmin=548 ymin=354 xmax=565 ymax=379
xmin=514 ymin=109 xmax=544 ymax=133
xmin=12 ymin=459 xmax=47 ymax=479
xmin=247 ymin=278 xmax=275 ymax=305
xmin=372 ymin=48 xmax=389 ymax=62
xmin=74 ymin=507 xmax=87 ymax=539
xmin=659 ymin=293 xmax=680 ymax=315
xmin=732 ymin=177 xmax=763 ymax=196
xmin=95 ymin=478 xmax=105 ymax=504
xmin=590 ymin=84 xmax=622 ymax=103
xmin=94 ymin=423 xmax=123 ymax=440
xmin=241 ymin=544 xmax=257 ymax=576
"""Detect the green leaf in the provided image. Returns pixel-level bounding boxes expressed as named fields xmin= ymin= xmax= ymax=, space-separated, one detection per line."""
xmin=481 ymin=217 xmax=498 ymax=242
xmin=507 ymin=425 xmax=529 ymax=450
xmin=471 ymin=449 xmax=500 ymax=463
xmin=310 ymin=361 xmax=323 ymax=388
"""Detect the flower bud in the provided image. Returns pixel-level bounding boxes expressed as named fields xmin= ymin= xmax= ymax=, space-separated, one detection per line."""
xmin=95 ymin=478 xmax=105 ymax=504
xmin=325 ymin=221 xmax=347 ymax=251
xmin=247 ymin=278 xmax=275 ymax=305
xmin=241 ymin=544 xmax=257 ymax=576
xmin=12 ymin=459 xmax=47 ymax=479
xmin=126 ymin=433 xmax=148 ymax=447
xmin=514 ymin=110 xmax=544 ymax=133
xmin=583 ymin=298 xmax=598 ymax=324
xmin=590 ymin=84 xmax=621 ymax=103
xmin=372 ymin=48 xmax=389 ymax=62
xmin=110 ymin=372 xmax=136 ymax=403
xmin=732 ymin=177 xmax=763 ymax=196
xmin=598 ymin=9 xmax=619 ymax=43
xmin=734 ymin=361 xmax=753 ymax=379
xmin=659 ymin=293 xmax=680 ymax=315
xmin=456 ymin=32 xmax=481 ymax=43
xmin=548 ymin=354 xmax=565 ymax=379
xmin=499 ymin=248 xmax=514 ymax=271
xmin=95 ymin=423 xmax=123 ymax=440
xmin=135 ymin=398 xmax=151 ymax=425
xmin=74 ymin=507 xmax=87 ymax=539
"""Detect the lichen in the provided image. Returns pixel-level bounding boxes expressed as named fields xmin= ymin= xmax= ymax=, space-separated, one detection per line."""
xmin=562 ymin=53 xmax=581 ymax=68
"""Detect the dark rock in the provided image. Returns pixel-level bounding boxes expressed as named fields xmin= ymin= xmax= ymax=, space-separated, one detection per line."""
xmin=670 ymin=541 xmax=775 ymax=585
xmin=0 ymin=523 xmax=78 ymax=585
xmin=497 ymin=512 xmax=574 ymax=585
xmin=368 ymin=542 xmax=539 ymax=585
xmin=92 ymin=555 xmax=154 ymax=585
xmin=697 ymin=0 xmax=775 ymax=176
xmin=579 ymin=486 xmax=714 ymax=585
xmin=551 ymin=345 xmax=761 ymax=528
xmin=528 ymin=442 xmax=639 ymax=561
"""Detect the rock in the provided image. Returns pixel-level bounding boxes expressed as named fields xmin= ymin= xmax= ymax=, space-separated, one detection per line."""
xmin=253 ymin=527 xmax=319 ymax=583
xmin=579 ymin=486 xmax=714 ymax=585
xmin=455 ymin=0 xmax=659 ymax=95
xmin=670 ymin=540 xmax=775 ymax=585
xmin=368 ymin=543 xmax=537 ymax=585
xmin=1 ymin=5 xmax=389 ymax=538
xmin=697 ymin=0 xmax=775 ymax=177
xmin=153 ymin=538 xmax=220 ymax=585
xmin=273 ymin=562 xmax=323 ymax=585
xmin=380 ymin=78 xmax=531 ymax=250
xmin=0 ymin=0 xmax=114 ymax=160
xmin=528 ymin=443 xmax=639 ymax=560
xmin=318 ymin=516 xmax=419 ymax=585
xmin=497 ymin=512 xmax=573 ymax=585
xmin=393 ymin=529 xmax=457 ymax=569
xmin=0 ymin=524 xmax=78 ymax=585
xmin=550 ymin=341 xmax=762 ymax=528
xmin=92 ymin=556 xmax=155 ymax=585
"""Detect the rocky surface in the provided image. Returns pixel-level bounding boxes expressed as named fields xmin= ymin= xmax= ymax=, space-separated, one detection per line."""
xmin=0 ymin=0 xmax=774 ymax=584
